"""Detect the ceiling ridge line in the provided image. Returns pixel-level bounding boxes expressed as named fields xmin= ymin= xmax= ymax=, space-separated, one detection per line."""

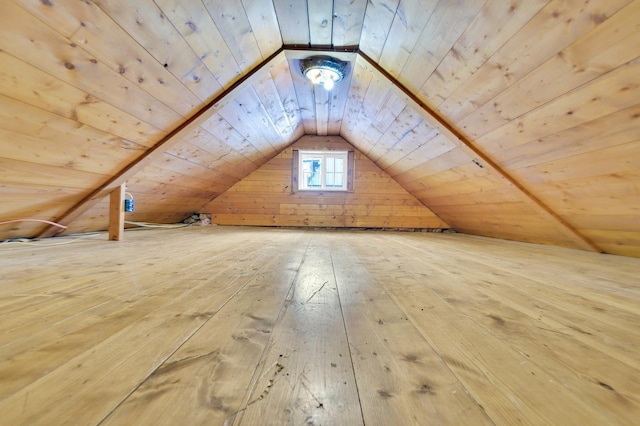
xmin=282 ymin=44 xmax=360 ymax=52
xmin=280 ymin=45 xmax=452 ymax=230
xmin=37 ymin=43 xmax=600 ymax=252
xmin=355 ymin=49 xmax=602 ymax=254
xmin=37 ymin=47 xmax=287 ymax=239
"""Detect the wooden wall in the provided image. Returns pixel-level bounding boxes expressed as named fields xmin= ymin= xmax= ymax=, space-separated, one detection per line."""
xmin=1 ymin=0 xmax=638 ymax=257
xmin=204 ymin=136 xmax=448 ymax=229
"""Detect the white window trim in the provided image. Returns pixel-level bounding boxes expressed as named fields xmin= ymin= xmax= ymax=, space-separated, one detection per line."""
xmin=298 ymin=150 xmax=349 ymax=191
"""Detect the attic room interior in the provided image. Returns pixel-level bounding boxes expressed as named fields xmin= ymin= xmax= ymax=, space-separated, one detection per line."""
xmin=1 ymin=0 xmax=639 ymax=424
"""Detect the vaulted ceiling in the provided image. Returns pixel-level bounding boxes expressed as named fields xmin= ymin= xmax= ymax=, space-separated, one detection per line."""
xmin=1 ymin=0 xmax=639 ymax=257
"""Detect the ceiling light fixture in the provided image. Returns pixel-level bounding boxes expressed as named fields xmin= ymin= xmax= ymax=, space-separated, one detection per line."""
xmin=300 ymin=56 xmax=346 ymax=91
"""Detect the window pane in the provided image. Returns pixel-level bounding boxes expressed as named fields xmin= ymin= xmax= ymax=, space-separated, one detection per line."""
xmin=326 ymin=173 xmax=335 ymax=186
xmin=298 ymin=151 xmax=349 ymax=191
xmin=326 ymin=158 xmax=335 ymax=172
xmin=302 ymin=158 xmax=322 ymax=188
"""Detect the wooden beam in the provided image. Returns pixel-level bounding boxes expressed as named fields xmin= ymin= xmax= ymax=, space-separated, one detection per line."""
xmin=356 ymin=50 xmax=602 ymax=253
xmin=38 ymin=47 xmax=287 ymax=238
xmin=282 ymin=44 xmax=360 ymax=53
xmin=108 ymin=184 xmax=126 ymax=241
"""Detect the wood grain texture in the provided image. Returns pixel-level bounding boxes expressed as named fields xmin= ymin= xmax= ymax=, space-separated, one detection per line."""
xmin=108 ymin=184 xmax=125 ymax=241
xmin=356 ymin=0 xmax=640 ymax=257
xmin=153 ymin=0 xmax=243 ymax=88
xmin=35 ymin=51 xmax=299 ymax=238
xmin=332 ymin=0 xmax=368 ymax=46
xmin=331 ymin=237 xmax=493 ymax=425
xmin=1 ymin=226 xmax=638 ymax=424
xmin=204 ymin=136 xmax=448 ymax=229
xmin=273 ymin=0 xmax=310 ymax=45
xmin=359 ymin=0 xmax=400 ymax=61
xmin=234 ymin=237 xmax=362 ymax=425
xmin=343 ymin=55 xmax=602 ymax=252
xmin=1 ymin=0 xmax=639 ymax=258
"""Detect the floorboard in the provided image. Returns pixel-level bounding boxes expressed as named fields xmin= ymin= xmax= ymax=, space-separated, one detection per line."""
xmin=0 ymin=226 xmax=638 ymax=425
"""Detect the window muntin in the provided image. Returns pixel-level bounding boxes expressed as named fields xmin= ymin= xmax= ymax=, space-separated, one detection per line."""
xmin=298 ymin=151 xmax=348 ymax=191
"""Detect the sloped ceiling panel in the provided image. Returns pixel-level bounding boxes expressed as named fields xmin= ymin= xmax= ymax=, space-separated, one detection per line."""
xmin=273 ymin=0 xmax=367 ymax=46
xmin=0 ymin=0 xmax=285 ymax=238
xmin=64 ymin=52 xmax=304 ymax=234
xmin=353 ymin=0 xmax=640 ymax=256
xmin=341 ymin=56 xmax=597 ymax=251
xmin=1 ymin=0 xmax=639 ymax=258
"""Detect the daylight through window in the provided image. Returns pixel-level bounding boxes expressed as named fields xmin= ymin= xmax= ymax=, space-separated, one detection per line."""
xmin=298 ymin=151 xmax=348 ymax=191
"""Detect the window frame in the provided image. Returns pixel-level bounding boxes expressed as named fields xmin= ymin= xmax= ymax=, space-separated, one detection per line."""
xmin=292 ymin=149 xmax=355 ymax=193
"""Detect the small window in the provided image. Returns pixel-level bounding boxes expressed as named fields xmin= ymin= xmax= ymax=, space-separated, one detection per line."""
xmin=297 ymin=150 xmax=349 ymax=191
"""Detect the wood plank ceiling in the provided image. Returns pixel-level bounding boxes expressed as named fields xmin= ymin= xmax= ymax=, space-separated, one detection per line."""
xmin=0 ymin=0 xmax=638 ymax=257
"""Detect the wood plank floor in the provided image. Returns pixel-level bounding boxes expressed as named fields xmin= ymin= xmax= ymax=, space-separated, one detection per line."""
xmin=1 ymin=226 xmax=639 ymax=425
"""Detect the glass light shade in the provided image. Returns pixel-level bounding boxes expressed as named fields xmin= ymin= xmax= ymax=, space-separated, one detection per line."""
xmin=300 ymin=56 xmax=346 ymax=91
xmin=304 ymin=68 xmax=340 ymax=90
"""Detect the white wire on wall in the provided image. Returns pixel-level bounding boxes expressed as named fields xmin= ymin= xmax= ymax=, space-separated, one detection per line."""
xmin=1 ymin=218 xmax=191 ymax=249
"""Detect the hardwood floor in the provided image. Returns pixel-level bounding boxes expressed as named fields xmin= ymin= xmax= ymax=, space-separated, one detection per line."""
xmin=1 ymin=226 xmax=638 ymax=425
